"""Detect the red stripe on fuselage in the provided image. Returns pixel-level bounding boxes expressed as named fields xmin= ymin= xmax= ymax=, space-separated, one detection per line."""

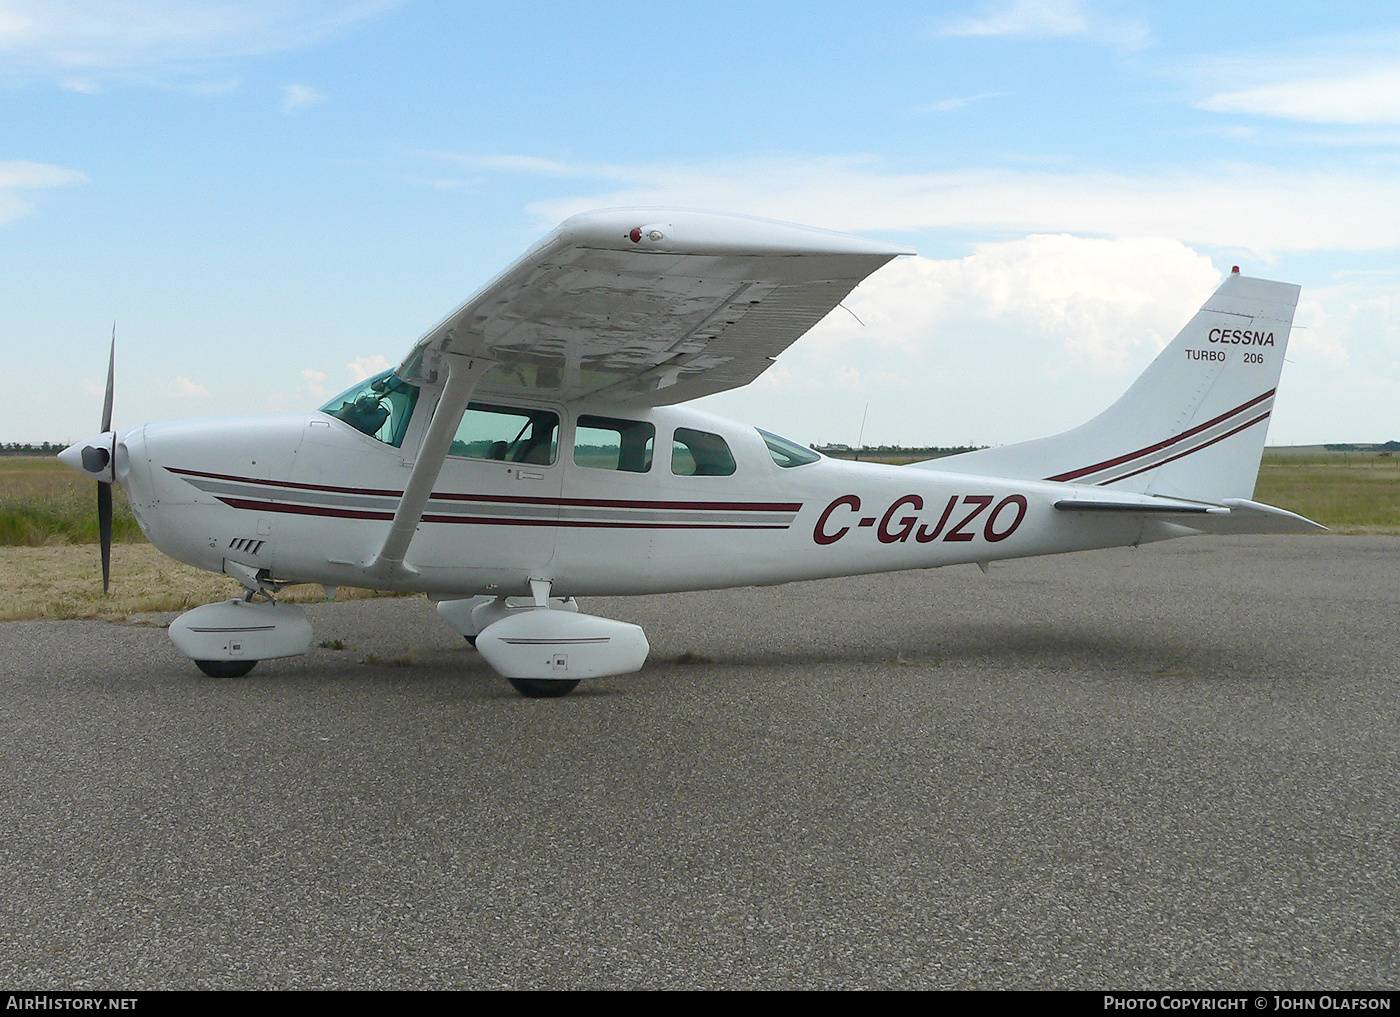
xmin=168 ymin=466 xmax=800 ymax=513
xmin=215 ymin=497 xmax=791 ymax=530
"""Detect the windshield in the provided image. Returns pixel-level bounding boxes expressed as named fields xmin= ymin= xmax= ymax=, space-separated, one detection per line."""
xmin=320 ymin=371 xmax=420 ymax=448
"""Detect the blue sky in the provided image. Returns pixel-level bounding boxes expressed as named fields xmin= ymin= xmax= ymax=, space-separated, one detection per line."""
xmin=3 ymin=1 xmax=1398 ymax=446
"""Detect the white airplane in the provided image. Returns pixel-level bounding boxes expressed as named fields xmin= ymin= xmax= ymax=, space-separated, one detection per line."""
xmin=59 ymin=208 xmax=1323 ymax=696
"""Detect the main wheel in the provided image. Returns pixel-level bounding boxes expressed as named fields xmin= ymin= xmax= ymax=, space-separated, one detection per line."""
xmin=195 ymin=659 xmax=258 ymax=678
xmin=507 ymin=677 xmax=580 ymax=698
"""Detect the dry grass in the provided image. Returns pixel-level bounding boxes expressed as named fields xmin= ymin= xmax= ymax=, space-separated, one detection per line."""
xmin=0 ymin=543 xmax=411 ymax=622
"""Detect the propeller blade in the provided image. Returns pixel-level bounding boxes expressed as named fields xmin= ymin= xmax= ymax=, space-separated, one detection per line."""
xmin=98 ymin=327 xmax=115 ymax=594
xmin=101 ymin=327 xmax=115 ymax=433
xmin=98 ymin=480 xmax=112 ymax=595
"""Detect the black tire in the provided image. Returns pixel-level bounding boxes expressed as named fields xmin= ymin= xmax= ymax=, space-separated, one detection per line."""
xmin=507 ymin=677 xmax=580 ymax=698
xmin=195 ymin=659 xmax=258 ymax=678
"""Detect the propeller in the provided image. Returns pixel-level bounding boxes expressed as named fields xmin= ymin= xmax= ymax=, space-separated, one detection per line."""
xmin=57 ymin=328 xmax=122 ymax=595
xmin=98 ymin=330 xmax=115 ymax=593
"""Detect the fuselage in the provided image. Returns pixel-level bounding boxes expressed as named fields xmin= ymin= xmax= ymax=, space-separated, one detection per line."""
xmin=110 ymin=386 xmax=1171 ymax=600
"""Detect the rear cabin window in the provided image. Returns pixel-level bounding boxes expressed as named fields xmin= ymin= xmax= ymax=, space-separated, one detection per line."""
xmin=671 ymin=427 xmax=737 ymax=477
xmin=759 ymin=428 xmax=821 ymax=468
xmin=449 ymin=403 xmax=559 ymax=465
xmin=574 ymin=415 xmax=655 ymax=473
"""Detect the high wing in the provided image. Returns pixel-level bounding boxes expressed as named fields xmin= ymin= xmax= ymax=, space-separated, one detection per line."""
xmin=396 ymin=208 xmax=913 ymax=407
xmin=366 ymin=209 xmax=911 ymax=580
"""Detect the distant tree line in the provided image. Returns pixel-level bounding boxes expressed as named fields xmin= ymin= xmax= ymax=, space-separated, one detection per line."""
xmin=1324 ymin=442 xmax=1400 ymax=452
xmin=1 ymin=442 xmax=68 ymax=456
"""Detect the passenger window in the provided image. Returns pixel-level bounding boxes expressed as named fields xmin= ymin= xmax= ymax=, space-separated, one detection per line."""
xmin=671 ymin=428 xmax=737 ymax=477
xmin=449 ymin=403 xmax=559 ymax=465
xmin=574 ymin=415 xmax=655 ymax=473
xmin=758 ymin=428 xmax=820 ymax=468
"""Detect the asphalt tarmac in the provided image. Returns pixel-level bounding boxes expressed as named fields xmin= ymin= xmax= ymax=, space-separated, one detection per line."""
xmin=2 ymin=535 xmax=1397 ymax=990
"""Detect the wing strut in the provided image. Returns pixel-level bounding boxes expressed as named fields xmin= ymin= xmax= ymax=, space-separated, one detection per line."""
xmin=363 ymin=352 xmax=492 ymax=581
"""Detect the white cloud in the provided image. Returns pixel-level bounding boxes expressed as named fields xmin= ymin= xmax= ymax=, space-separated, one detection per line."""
xmin=876 ymin=234 xmax=1221 ymax=368
xmin=0 ymin=161 xmax=87 ymax=188
xmin=166 ymin=375 xmax=209 ymax=398
xmin=0 ymin=0 xmax=397 ymax=87
xmin=938 ymin=0 xmax=1147 ymax=49
xmin=437 ymin=153 xmax=581 ymax=176
xmin=426 ymin=150 xmax=1399 ymax=442
xmin=920 ymin=92 xmax=1002 ymax=114
xmin=1267 ymin=275 xmax=1400 ymax=443
xmin=694 ymin=235 xmax=1224 ymax=446
xmin=266 ymin=366 xmax=336 ymax=414
xmin=941 ymin=0 xmax=1088 ymax=38
xmin=1200 ymin=65 xmax=1400 ymax=125
xmin=0 ymin=159 xmax=87 ymax=224
xmin=280 ymin=82 xmax=324 ymax=113
xmin=472 ymin=153 xmax=1400 ymax=256
xmin=301 ymin=368 xmax=329 ymax=399
xmin=59 ymin=76 xmax=101 ymax=93
xmin=346 ymin=355 xmax=390 ymax=383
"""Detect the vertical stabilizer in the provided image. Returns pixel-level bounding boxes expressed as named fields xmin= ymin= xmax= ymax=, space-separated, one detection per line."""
xmin=921 ymin=273 xmax=1300 ymax=503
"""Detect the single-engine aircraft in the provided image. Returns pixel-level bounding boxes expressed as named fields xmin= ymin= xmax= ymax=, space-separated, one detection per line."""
xmin=59 ymin=208 xmax=1323 ymax=696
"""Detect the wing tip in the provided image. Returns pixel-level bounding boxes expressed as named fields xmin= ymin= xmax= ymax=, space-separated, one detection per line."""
xmin=554 ymin=207 xmax=916 ymax=258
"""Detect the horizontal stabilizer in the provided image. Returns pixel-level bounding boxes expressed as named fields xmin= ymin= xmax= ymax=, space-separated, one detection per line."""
xmin=1055 ymin=498 xmax=1219 ymax=515
xmin=1054 ymin=490 xmax=1325 ymax=534
xmin=1207 ymin=498 xmax=1329 ymax=535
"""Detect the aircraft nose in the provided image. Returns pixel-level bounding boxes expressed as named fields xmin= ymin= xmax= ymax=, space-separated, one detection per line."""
xmin=59 ymin=432 xmax=117 ymax=483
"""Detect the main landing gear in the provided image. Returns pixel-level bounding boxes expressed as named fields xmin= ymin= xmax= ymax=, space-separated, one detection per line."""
xmin=437 ymin=583 xmax=649 ymax=698
xmin=507 ymin=678 xmax=582 ymax=698
xmin=169 ymin=594 xmax=312 ymax=680
xmin=194 ymin=659 xmax=259 ymax=678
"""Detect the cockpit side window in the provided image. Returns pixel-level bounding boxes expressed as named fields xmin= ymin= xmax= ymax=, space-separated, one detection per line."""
xmin=320 ymin=371 xmax=419 ymax=448
xmin=450 ymin=403 xmax=559 ymax=465
xmin=671 ymin=427 xmax=737 ymax=477
xmin=758 ymin=428 xmax=821 ymax=468
xmin=574 ymin=415 xmax=655 ymax=473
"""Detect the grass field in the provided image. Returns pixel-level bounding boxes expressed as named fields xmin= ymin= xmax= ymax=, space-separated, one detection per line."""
xmin=0 ymin=456 xmax=143 ymax=546
xmin=0 ymin=457 xmax=402 ymax=620
xmin=0 ymin=451 xmax=1394 ymax=621
xmin=1253 ymin=454 xmax=1400 ymax=532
